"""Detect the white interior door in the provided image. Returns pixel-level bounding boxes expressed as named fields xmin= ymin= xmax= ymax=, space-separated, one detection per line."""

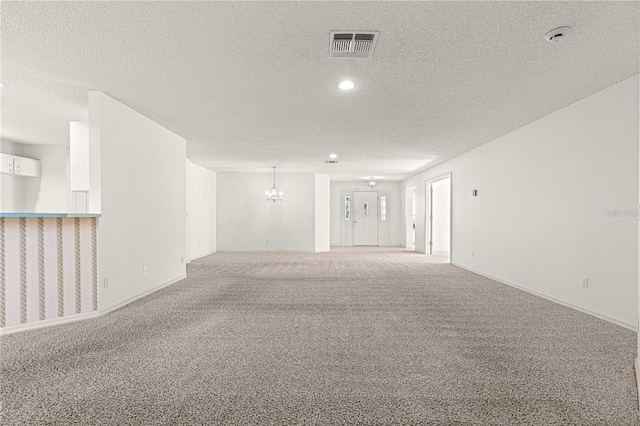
xmin=427 ymin=175 xmax=451 ymax=256
xmin=353 ymin=191 xmax=378 ymax=246
xmin=412 ymin=187 xmax=416 ymax=250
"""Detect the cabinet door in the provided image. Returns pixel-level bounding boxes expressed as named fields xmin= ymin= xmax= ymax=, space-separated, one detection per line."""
xmin=0 ymin=153 xmax=14 ymax=174
xmin=14 ymin=156 xmax=41 ymax=177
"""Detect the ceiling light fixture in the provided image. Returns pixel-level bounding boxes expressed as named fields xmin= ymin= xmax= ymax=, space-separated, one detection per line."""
xmin=265 ymin=166 xmax=284 ymax=202
xmin=367 ymin=177 xmax=377 ymax=189
xmin=329 ymin=153 xmax=338 ymax=159
xmin=338 ymin=80 xmax=355 ymax=90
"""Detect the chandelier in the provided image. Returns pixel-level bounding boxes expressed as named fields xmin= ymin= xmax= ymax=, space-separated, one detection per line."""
xmin=265 ymin=166 xmax=284 ymax=202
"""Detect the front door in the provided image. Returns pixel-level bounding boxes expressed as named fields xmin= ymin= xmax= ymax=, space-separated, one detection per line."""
xmin=353 ymin=191 xmax=378 ymax=246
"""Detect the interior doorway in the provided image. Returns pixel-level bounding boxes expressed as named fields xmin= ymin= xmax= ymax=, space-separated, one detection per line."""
xmin=411 ymin=187 xmax=416 ymax=251
xmin=426 ymin=174 xmax=451 ymax=262
xmin=353 ymin=191 xmax=378 ymax=246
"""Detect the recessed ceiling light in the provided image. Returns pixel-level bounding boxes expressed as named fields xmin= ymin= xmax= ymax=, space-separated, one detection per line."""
xmin=329 ymin=153 xmax=338 ymax=159
xmin=0 ymin=83 xmax=4 ymax=87
xmin=338 ymin=80 xmax=355 ymax=90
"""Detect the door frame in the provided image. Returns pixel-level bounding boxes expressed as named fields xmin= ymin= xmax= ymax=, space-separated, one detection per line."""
xmin=425 ymin=172 xmax=452 ymax=259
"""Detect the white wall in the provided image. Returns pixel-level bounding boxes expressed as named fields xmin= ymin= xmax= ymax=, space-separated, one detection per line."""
xmin=0 ymin=140 xmax=23 ymax=156
xmin=330 ymin=181 xmax=402 ymax=247
xmin=186 ymin=160 xmax=217 ymax=261
xmin=23 ymin=145 xmax=71 ymax=213
xmin=402 ymin=75 xmax=639 ymax=329
xmin=89 ymin=91 xmax=186 ymax=313
xmin=0 ymin=141 xmax=72 ymax=213
xmin=70 ymin=121 xmax=89 ymax=192
xmin=217 ymin=173 xmax=320 ymax=251
xmin=315 ymin=174 xmax=330 ymax=252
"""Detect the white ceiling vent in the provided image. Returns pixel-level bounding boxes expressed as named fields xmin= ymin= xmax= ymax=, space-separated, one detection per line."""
xmin=324 ymin=160 xmax=339 ymax=164
xmin=208 ymin=167 xmax=239 ymax=173
xmin=330 ymin=31 xmax=379 ymax=59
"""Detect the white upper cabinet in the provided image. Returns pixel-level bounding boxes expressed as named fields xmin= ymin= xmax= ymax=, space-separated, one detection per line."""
xmin=0 ymin=153 xmax=41 ymax=177
xmin=1 ymin=153 xmax=14 ymax=174
xmin=14 ymin=156 xmax=41 ymax=177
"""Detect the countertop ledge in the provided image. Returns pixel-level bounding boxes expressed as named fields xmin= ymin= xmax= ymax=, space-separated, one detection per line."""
xmin=0 ymin=213 xmax=101 ymax=218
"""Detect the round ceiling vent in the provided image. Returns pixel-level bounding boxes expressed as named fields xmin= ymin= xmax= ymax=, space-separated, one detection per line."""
xmin=545 ymin=26 xmax=571 ymax=43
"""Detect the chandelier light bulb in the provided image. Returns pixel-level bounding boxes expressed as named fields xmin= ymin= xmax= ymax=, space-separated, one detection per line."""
xmin=338 ymin=80 xmax=355 ymax=90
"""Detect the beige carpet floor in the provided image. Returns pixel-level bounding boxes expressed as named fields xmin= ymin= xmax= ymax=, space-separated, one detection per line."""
xmin=1 ymin=247 xmax=638 ymax=425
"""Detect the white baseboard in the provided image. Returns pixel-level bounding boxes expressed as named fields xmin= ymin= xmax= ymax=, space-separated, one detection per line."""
xmin=329 ymin=245 xmax=403 ymax=248
xmin=453 ymin=263 xmax=636 ymax=331
xmin=217 ymin=249 xmax=318 ymax=253
xmin=100 ymin=274 xmax=187 ymax=316
xmin=1 ymin=274 xmax=188 ymax=335
xmin=188 ymin=250 xmax=217 ymax=262
xmin=0 ymin=311 xmax=100 ymax=336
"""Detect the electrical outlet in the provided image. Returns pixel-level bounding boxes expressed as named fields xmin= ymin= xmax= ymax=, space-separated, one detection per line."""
xmin=143 ymin=266 xmax=148 ymax=276
xmin=103 ymin=277 xmax=109 ymax=289
xmin=266 ymin=239 xmax=270 ymax=244
xmin=581 ymin=277 xmax=589 ymax=289
xmin=471 ymin=251 xmax=474 ymax=258
xmin=180 ymin=256 xmax=185 ymax=263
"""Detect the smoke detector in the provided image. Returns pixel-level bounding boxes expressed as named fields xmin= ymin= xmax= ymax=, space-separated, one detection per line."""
xmin=330 ymin=31 xmax=379 ymax=59
xmin=545 ymin=27 xmax=571 ymax=43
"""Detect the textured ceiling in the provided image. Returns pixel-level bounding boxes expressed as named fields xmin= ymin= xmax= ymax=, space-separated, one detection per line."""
xmin=1 ymin=1 xmax=638 ymax=181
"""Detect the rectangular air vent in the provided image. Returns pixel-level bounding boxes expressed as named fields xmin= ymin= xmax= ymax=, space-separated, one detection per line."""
xmin=330 ymin=31 xmax=379 ymax=59
xmin=208 ymin=167 xmax=239 ymax=173
xmin=324 ymin=160 xmax=339 ymax=164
